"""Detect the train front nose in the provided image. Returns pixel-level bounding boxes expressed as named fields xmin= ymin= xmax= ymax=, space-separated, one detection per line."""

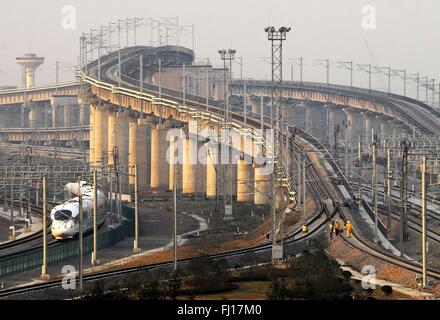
xmin=51 ymin=220 xmax=74 ymax=239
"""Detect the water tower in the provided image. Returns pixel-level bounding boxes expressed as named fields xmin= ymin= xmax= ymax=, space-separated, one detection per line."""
xmin=16 ymin=53 xmax=45 ymax=88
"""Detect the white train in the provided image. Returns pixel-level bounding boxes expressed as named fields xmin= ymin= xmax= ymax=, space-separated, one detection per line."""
xmin=50 ymin=181 xmax=106 ymax=240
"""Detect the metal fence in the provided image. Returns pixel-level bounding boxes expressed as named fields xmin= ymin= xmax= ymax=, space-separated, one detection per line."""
xmin=0 ymin=204 xmax=134 ymax=278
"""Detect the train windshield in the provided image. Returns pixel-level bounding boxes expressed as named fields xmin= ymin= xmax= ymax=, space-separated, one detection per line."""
xmin=54 ymin=210 xmax=73 ymax=221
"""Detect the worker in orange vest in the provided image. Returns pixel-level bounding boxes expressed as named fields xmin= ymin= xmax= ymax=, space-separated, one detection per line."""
xmin=346 ymin=221 xmax=353 ymax=238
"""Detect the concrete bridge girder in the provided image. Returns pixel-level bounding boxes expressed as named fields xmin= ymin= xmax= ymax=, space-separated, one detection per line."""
xmin=234 ymin=87 xmax=406 ymax=130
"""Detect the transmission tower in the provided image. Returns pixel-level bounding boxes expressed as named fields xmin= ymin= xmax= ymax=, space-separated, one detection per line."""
xmin=264 ymin=26 xmax=291 ymax=261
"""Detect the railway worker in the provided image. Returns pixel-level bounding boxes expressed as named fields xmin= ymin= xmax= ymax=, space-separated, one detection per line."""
xmin=334 ymin=220 xmax=341 ymax=237
xmin=346 ymin=221 xmax=353 ymax=238
xmin=329 ymin=219 xmax=335 ymax=239
xmin=302 ymin=224 xmax=309 ymax=233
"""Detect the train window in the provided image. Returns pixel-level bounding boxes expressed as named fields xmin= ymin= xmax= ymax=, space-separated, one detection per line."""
xmin=54 ymin=210 xmax=73 ymax=221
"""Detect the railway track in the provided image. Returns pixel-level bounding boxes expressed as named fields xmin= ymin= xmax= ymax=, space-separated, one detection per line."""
xmin=96 ymin=47 xmax=440 ymax=281
xmin=390 ymin=98 xmax=440 ymax=135
xmin=0 ymin=150 xmax=334 ymax=297
xmin=349 ymin=179 xmax=440 ymax=221
xmin=0 ymin=202 xmax=46 ymax=251
xmin=2 ymin=45 xmax=438 ymax=297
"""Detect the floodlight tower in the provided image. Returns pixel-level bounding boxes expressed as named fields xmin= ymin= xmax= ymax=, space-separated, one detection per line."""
xmin=16 ymin=53 xmax=45 ymax=88
xmin=218 ymin=49 xmax=236 ymax=220
xmin=264 ymin=26 xmax=291 ymax=261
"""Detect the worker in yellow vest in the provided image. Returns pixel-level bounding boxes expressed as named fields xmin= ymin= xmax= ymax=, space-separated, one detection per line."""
xmin=346 ymin=221 xmax=353 ymax=238
xmin=302 ymin=224 xmax=309 ymax=234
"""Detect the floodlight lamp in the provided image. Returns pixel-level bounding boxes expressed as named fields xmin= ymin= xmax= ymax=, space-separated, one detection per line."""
xmin=264 ymin=26 xmax=275 ymax=33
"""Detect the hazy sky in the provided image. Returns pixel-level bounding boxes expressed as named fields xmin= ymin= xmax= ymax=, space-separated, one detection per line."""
xmin=0 ymin=0 xmax=439 ymax=99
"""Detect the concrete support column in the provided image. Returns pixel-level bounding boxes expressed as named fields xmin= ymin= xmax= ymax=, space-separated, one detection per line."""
xmin=115 ymin=112 xmax=128 ymax=170
xmin=305 ymin=103 xmax=324 ymax=139
xmin=380 ymin=119 xmax=392 ymax=138
xmin=107 ymin=110 xmax=117 ymax=166
xmin=128 ymin=118 xmax=138 ymax=186
xmin=165 ymin=119 xmax=181 ymax=192
xmin=136 ymin=119 xmax=150 ymax=191
xmin=79 ymin=104 xmax=85 ymax=125
xmin=89 ymin=105 xmax=96 ymax=164
xmin=64 ymin=106 xmax=71 ymax=127
xmin=363 ymin=113 xmax=380 ymax=145
xmin=206 ymin=142 xmax=218 ymax=199
xmin=327 ymin=107 xmax=346 ymax=150
xmin=237 ymin=135 xmax=253 ymax=203
xmin=344 ymin=108 xmax=363 ymax=148
xmin=290 ymin=103 xmax=305 ymax=129
xmin=51 ymin=104 xmax=58 ymax=127
xmin=93 ymin=106 xmax=108 ymax=167
xmin=392 ymin=122 xmax=403 ymax=137
xmin=250 ymin=96 xmax=261 ymax=117
xmin=28 ymin=103 xmax=37 ymax=129
xmin=254 ymin=166 xmax=269 ymax=205
xmin=150 ymin=123 xmax=170 ymax=189
xmin=182 ymin=134 xmax=196 ymax=194
xmin=21 ymin=104 xmax=26 ymax=128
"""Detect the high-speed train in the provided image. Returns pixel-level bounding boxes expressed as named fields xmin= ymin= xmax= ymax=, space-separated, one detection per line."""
xmin=50 ymin=181 xmax=106 ymax=240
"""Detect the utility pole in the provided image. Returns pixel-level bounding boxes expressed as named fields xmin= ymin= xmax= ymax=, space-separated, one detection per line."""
xmin=40 ymin=176 xmax=49 ymax=280
xmin=387 ymin=148 xmax=392 ymax=233
xmin=357 ymin=64 xmax=372 ymax=93
xmin=158 ymin=59 xmax=162 ymax=99
xmin=334 ymin=124 xmax=340 ymax=164
xmin=92 ymin=169 xmax=98 ymax=265
xmin=400 ymin=140 xmax=409 ymax=255
xmin=302 ymin=150 xmax=306 ymax=217
xmin=182 ymin=63 xmax=186 ymax=105
xmin=425 ymin=76 xmax=429 ymax=105
xmin=173 ymin=152 xmax=178 ymax=271
xmin=243 ymin=82 xmax=247 ymax=125
xmin=358 ymin=136 xmax=362 ymax=201
xmin=56 ymin=61 xmax=59 ymax=85
xmin=338 ymin=61 xmax=354 ymax=89
xmin=342 ymin=120 xmax=350 ymax=177
xmin=118 ymin=49 xmax=122 ymax=87
xmin=265 ymin=26 xmax=291 ymax=261
xmin=316 ymin=59 xmax=330 ymax=88
xmin=139 ymin=55 xmax=143 ymax=92
xmin=324 ymin=59 xmax=330 ymax=87
xmin=78 ymin=180 xmax=83 ymax=291
xmin=421 ymin=156 xmax=428 ymax=289
xmin=133 ymin=165 xmax=140 ymax=253
xmin=372 ymin=129 xmax=378 ymax=243
xmin=416 ymin=73 xmax=420 ymax=101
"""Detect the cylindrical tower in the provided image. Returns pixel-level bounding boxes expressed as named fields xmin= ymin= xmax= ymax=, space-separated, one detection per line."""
xmin=16 ymin=53 xmax=45 ymax=88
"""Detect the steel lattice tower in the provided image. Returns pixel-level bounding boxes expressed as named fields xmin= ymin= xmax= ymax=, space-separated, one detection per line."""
xmin=264 ymin=26 xmax=291 ymax=261
xmin=218 ymin=49 xmax=236 ymax=220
